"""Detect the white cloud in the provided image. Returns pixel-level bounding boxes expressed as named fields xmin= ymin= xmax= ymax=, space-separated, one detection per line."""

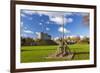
xmin=50 ymin=16 xmax=63 ymax=25
xmin=49 ymin=16 xmax=73 ymax=25
xmin=22 ymin=10 xmax=53 ymax=16
xmin=58 ymin=27 xmax=70 ymax=33
xmin=69 ymin=35 xmax=77 ymax=38
xmin=21 ymin=13 xmax=26 ymax=17
xmin=80 ymin=35 xmax=84 ymax=39
xmin=21 ymin=22 xmax=23 ymax=27
xmin=21 ymin=33 xmax=27 ymax=37
xmin=46 ymin=21 xmax=50 ymax=24
xmin=54 ymin=37 xmax=59 ymax=40
xmin=46 ymin=27 xmax=50 ymax=31
xmin=23 ymin=30 xmax=34 ymax=34
xmin=39 ymin=23 xmax=42 ymax=25
xmin=21 ymin=12 xmax=33 ymax=20
xmin=64 ymin=18 xmax=73 ymax=24
xmin=36 ymin=11 xmax=73 ymax=25
xmin=22 ymin=10 xmax=36 ymax=15
xmin=24 ymin=27 xmax=27 ymax=30
xmin=35 ymin=32 xmax=40 ymax=36
xmin=22 ymin=10 xmax=73 ymax=25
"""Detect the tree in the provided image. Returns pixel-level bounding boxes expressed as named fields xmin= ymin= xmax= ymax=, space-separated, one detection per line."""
xmin=35 ymin=39 xmax=57 ymax=45
xmin=21 ymin=37 xmax=34 ymax=46
xmin=78 ymin=36 xmax=89 ymax=44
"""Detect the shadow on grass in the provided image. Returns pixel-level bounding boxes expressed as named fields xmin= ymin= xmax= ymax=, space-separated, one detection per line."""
xmin=21 ymin=49 xmax=33 ymax=52
xmin=74 ymin=52 xmax=89 ymax=54
xmin=21 ymin=48 xmax=56 ymax=52
xmin=72 ymin=52 xmax=89 ymax=60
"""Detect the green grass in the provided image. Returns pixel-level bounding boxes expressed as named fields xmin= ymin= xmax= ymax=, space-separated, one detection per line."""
xmin=21 ymin=44 xmax=89 ymax=63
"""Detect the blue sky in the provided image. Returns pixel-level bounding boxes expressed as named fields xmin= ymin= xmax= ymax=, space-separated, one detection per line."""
xmin=20 ymin=9 xmax=89 ymax=39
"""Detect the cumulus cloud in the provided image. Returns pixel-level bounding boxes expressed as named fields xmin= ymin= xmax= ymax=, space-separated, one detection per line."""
xmin=49 ymin=16 xmax=73 ymax=25
xmin=58 ymin=27 xmax=70 ymax=33
xmin=50 ymin=16 xmax=63 ymax=25
xmin=24 ymin=27 xmax=27 ymax=30
xmin=64 ymin=18 xmax=73 ymax=24
xmin=35 ymin=32 xmax=40 ymax=36
xmin=21 ymin=13 xmax=33 ymax=20
xmin=46 ymin=27 xmax=50 ymax=31
xmin=21 ymin=10 xmax=34 ymax=20
xmin=54 ymin=37 xmax=59 ymax=40
xmin=21 ymin=33 xmax=27 ymax=37
xmin=23 ymin=30 xmax=34 ymax=34
xmin=22 ymin=10 xmax=73 ymax=25
xmin=22 ymin=10 xmax=36 ymax=15
xmin=46 ymin=21 xmax=50 ymax=24
xmin=21 ymin=22 xmax=23 ymax=27
xmin=21 ymin=13 xmax=26 ymax=17
xmin=22 ymin=10 xmax=54 ymax=16
xmin=38 ymin=11 xmax=73 ymax=25
xmin=39 ymin=23 xmax=42 ymax=25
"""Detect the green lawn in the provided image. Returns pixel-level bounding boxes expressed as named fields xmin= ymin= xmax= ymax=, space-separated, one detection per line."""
xmin=21 ymin=44 xmax=89 ymax=63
